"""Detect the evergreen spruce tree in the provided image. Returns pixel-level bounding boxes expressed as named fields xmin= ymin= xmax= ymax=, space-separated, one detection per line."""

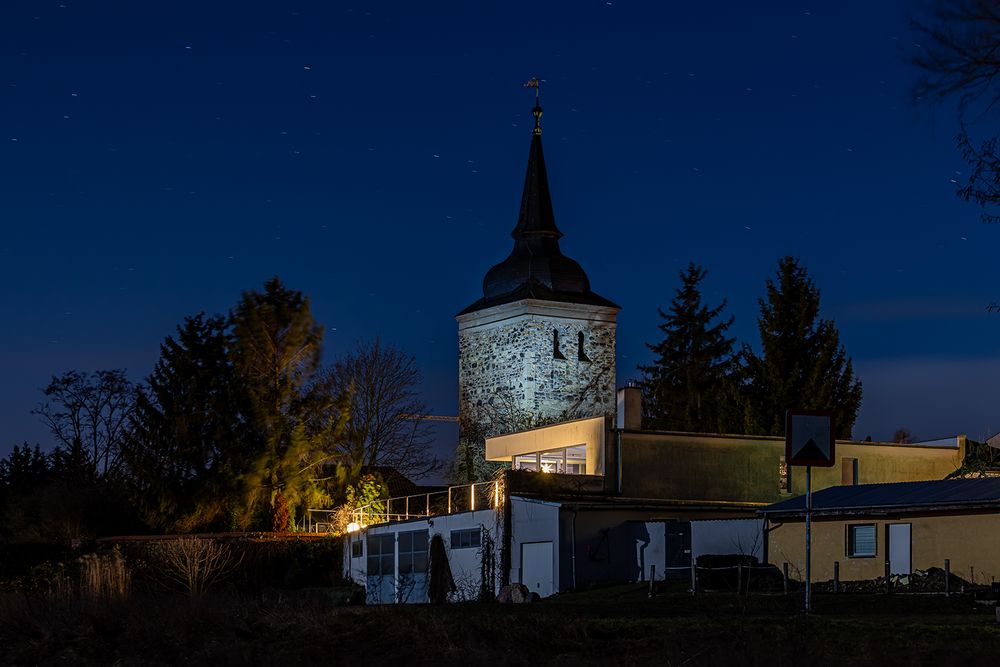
xmin=743 ymin=256 xmax=862 ymax=438
xmin=126 ymin=313 xmax=248 ymax=531
xmin=638 ymin=263 xmax=739 ymax=433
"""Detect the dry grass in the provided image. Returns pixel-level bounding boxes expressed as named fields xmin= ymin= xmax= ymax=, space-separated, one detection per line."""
xmin=2 ymin=585 xmax=1000 ymax=666
xmin=79 ymin=549 xmax=131 ymax=602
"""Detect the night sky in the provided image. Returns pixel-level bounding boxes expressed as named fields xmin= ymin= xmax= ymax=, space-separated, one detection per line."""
xmin=2 ymin=1 xmax=997 ymax=465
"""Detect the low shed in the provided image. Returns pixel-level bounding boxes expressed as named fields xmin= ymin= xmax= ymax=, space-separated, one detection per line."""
xmin=760 ymin=477 xmax=1000 ymax=585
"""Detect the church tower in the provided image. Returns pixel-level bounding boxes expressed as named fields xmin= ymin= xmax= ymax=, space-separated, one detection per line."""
xmin=457 ymin=96 xmax=619 ymax=437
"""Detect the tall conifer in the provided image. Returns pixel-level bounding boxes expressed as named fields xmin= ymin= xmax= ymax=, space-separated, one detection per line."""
xmin=743 ymin=257 xmax=862 ymax=438
xmin=638 ymin=263 xmax=739 ymax=433
xmin=127 ymin=313 xmax=247 ymax=531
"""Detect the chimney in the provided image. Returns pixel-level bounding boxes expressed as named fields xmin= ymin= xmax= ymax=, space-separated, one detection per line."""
xmin=616 ymin=384 xmax=642 ymax=430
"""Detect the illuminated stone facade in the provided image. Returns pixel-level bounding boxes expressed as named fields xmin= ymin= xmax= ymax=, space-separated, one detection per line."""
xmin=457 ymin=300 xmax=617 ymax=436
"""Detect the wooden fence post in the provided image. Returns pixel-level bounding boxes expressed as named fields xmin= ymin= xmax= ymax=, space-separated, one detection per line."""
xmin=783 ymin=562 xmax=789 ymax=596
xmin=834 ymin=561 xmax=840 ymax=594
xmin=691 ymin=560 xmax=697 ymax=596
xmin=945 ymin=559 xmax=951 ymax=597
xmin=885 ymin=560 xmax=892 ymax=594
xmin=648 ymin=565 xmax=656 ymax=598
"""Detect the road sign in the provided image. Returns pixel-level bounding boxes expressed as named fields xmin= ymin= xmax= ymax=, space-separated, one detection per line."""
xmin=785 ymin=410 xmax=835 ymax=467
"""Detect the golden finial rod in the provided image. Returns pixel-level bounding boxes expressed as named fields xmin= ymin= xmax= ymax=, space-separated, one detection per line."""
xmin=524 ymin=77 xmax=543 ymax=135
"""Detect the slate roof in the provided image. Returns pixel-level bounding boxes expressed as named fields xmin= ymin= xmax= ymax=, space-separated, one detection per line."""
xmin=759 ymin=477 xmax=1000 ymax=517
xmin=459 ymin=103 xmax=618 ymax=316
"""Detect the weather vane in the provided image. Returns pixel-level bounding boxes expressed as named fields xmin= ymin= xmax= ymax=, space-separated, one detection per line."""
xmin=523 ymin=76 xmax=542 ymax=100
xmin=524 ymin=77 xmax=544 ymax=135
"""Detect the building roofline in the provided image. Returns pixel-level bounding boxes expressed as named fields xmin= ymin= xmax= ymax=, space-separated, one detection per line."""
xmin=617 ymin=429 xmax=963 ymax=449
xmin=760 ymin=500 xmax=1000 ymax=520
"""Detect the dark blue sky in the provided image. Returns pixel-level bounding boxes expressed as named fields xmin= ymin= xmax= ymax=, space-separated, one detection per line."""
xmin=2 ymin=1 xmax=997 ymax=461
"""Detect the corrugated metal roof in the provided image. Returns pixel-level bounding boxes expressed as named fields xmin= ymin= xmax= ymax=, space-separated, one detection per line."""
xmin=760 ymin=477 xmax=1000 ymax=514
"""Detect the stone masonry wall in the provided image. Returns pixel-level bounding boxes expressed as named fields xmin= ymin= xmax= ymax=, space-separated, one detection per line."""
xmin=459 ymin=311 xmax=616 ymax=437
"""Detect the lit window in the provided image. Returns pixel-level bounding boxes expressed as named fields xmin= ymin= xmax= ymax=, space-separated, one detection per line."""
xmin=513 ymin=453 xmax=539 ymax=471
xmin=847 ymin=524 xmax=876 ymax=558
xmin=513 ymin=445 xmax=587 ymax=474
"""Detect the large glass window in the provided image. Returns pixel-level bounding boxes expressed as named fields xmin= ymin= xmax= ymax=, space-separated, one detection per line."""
xmin=366 ymin=533 xmax=395 ymax=576
xmin=847 ymin=524 xmax=876 ymax=558
xmin=513 ymin=444 xmax=587 ymax=474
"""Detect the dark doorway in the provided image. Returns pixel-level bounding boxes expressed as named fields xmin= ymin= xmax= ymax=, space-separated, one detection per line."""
xmin=665 ymin=520 xmax=692 ymax=579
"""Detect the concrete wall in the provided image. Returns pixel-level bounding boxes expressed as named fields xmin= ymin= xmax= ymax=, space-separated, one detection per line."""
xmin=582 ymin=518 xmax=764 ymax=583
xmin=692 ymin=519 xmax=765 ymax=561
xmin=767 ymin=511 xmax=1000 ymax=584
xmin=618 ymin=432 xmax=964 ymax=504
xmin=458 ymin=300 xmax=617 ymax=437
xmin=510 ymin=496 xmax=561 ymax=593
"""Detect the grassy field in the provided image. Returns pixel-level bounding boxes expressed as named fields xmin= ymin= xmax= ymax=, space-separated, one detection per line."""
xmin=2 ymin=584 xmax=1000 ymax=665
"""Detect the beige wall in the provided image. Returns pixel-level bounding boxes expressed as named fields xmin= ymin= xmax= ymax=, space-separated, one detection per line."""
xmin=620 ymin=432 xmax=964 ymax=505
xmin=486 ymin=416 xmax=606 ymax=475
xmin=801 ymin=438 xmax=967 ymax=493
xmin=767 ymin=511 xmax=1000 ymax=584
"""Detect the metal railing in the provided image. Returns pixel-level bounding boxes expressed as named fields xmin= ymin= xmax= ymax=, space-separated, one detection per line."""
xmin=306 ymin=479 xmax=503 ymax=533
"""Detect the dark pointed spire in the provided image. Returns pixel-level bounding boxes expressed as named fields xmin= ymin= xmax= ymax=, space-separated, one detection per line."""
xmin=456 ymin=91 xmax=619 ymax=316
xmin=510 ymin=111 xmax=562 ymax=240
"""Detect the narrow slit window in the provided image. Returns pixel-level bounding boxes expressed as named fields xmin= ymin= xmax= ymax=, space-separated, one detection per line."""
xmin=577 ymin=331 xmax=590 ymax=361
xmin=553 ymin=329 xmax=566 ymax=359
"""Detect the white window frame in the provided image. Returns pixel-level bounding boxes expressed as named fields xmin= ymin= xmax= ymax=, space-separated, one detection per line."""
xmin=846 ymin=523 xmax=877 ymax=558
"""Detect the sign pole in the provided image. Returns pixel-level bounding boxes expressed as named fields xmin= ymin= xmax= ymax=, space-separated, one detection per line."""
xmin=785 ymin=409 xmax=834 ymax=616
xmin=805 ymin=464 xmax=812 ymax=614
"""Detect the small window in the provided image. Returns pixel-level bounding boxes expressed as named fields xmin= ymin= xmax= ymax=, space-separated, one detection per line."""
xmin=450 ymin=527 xmax=482 ymax=549
xmin=577 ymin=331 xmax=590 ymax=362
xmin=841 ymin=458 xmax=859 ymax=486
xmin=847 ymin=524 xmax=876 ymax=558
xmin=351 ymin=539 xmax=363 ymax=559
xmin=553 ymin=329 xmax=566 ymax=359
